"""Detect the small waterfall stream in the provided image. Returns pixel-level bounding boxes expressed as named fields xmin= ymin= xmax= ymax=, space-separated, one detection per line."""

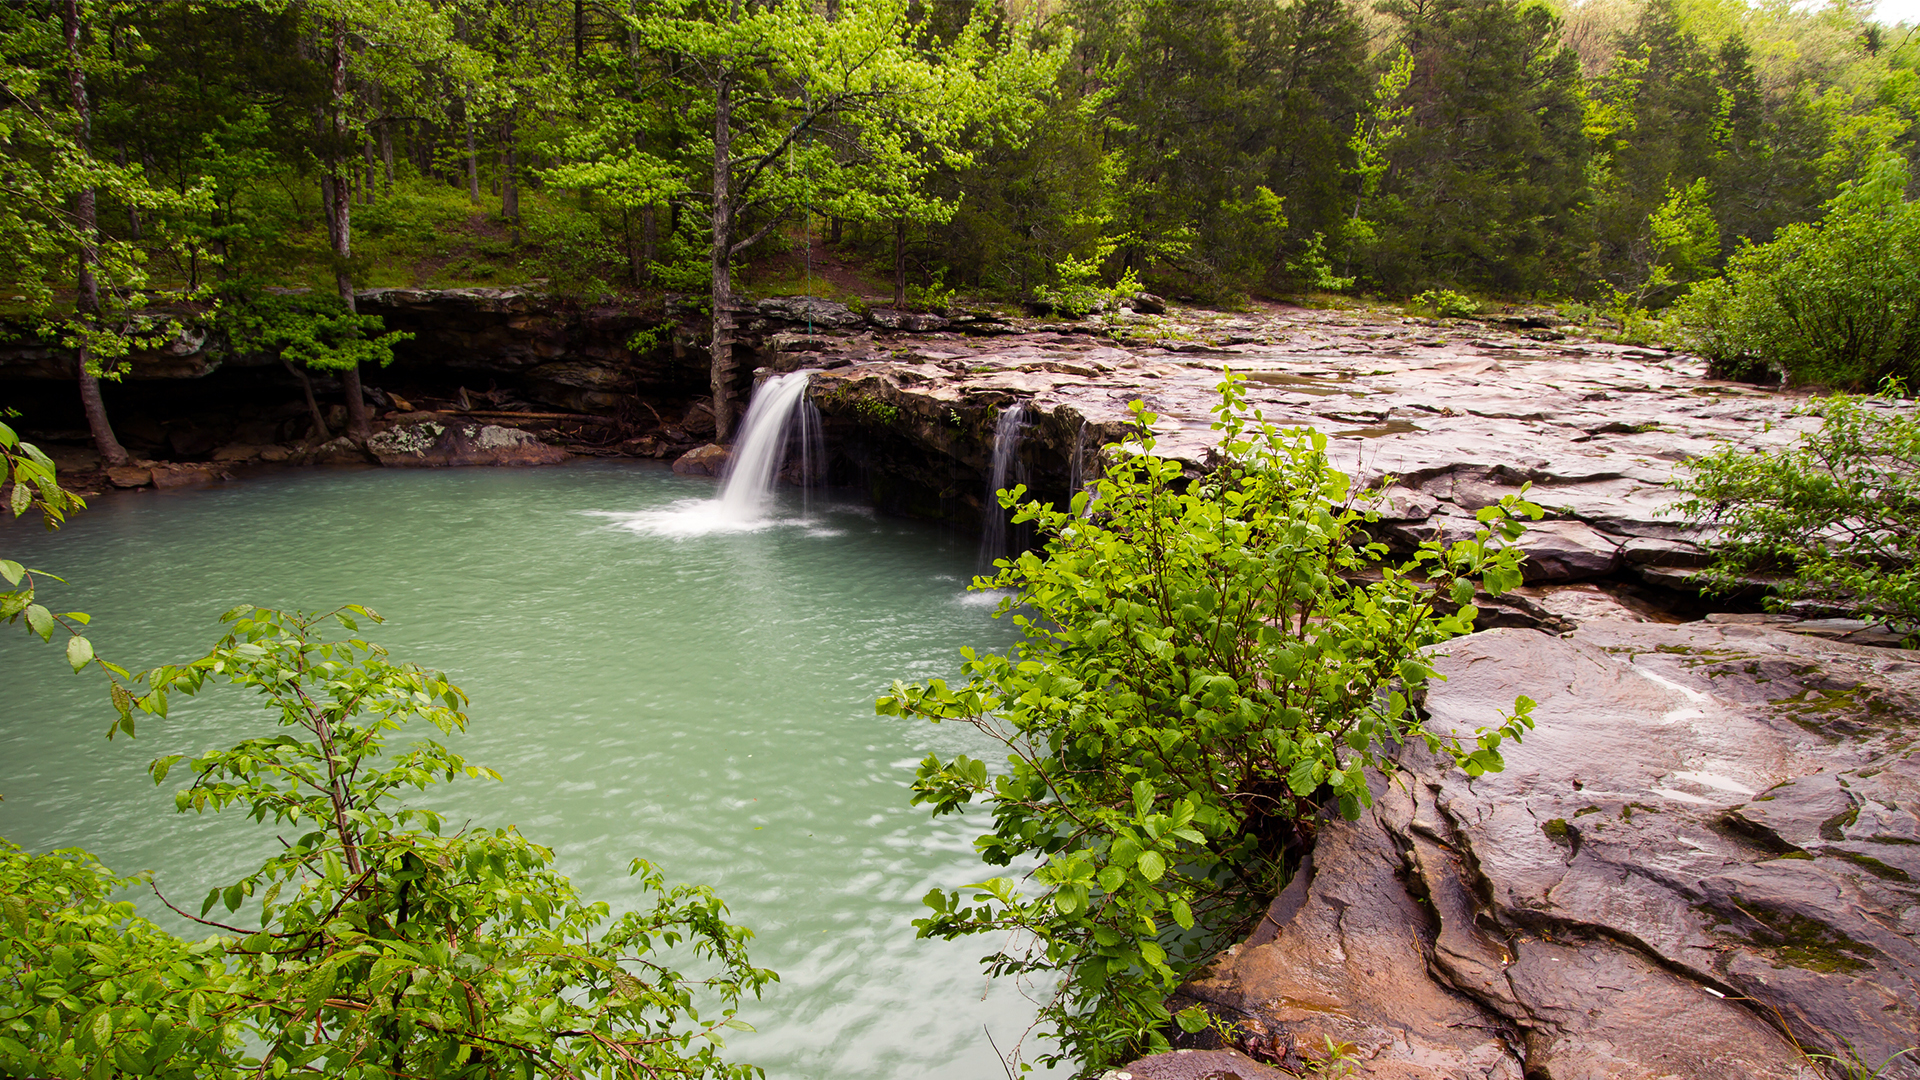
xmin=790 ymin=396 xmax=825 ymax=520
xmin=716 ymin=372 xmax=813 ymax=520
xmin=977 ymin=402 xmax=1030 ymax=571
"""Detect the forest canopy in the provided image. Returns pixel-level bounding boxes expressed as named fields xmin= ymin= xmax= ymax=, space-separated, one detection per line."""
xmin=4 ymin=0 xmax=1919 ymax=443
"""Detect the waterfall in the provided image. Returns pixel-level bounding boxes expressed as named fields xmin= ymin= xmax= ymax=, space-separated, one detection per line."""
xmin=1067 ymin=419 xmax=1089 ymax=509
xmin=791 ymin=397 xmax=825 ymax=520
xmin=978 ymin=402 xmax=1030 ymax=570
xmin=716 ymin=372 xmax=812 ymax=520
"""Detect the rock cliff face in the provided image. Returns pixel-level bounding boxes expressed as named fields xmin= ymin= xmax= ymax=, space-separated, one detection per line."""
xmin=1143 ymin=621 xmax=1919 ymax=1080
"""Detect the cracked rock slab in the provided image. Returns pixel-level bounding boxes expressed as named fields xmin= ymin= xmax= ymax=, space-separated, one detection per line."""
xmin=1136 ymin=621 xmax=1916 ymax=1079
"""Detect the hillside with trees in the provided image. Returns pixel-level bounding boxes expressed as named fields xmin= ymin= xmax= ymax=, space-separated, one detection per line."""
xmin=3 ymin=0 xmax=1918 ymax=452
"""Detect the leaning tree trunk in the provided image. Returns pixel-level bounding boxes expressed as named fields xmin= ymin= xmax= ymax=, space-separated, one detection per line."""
xmin=327 ymin=17 xmax=370 ymax=440
xmin=63 ymin=0 xmax=129 ymax=468
xmin=709 ymin=75 xmax=737 ymax=442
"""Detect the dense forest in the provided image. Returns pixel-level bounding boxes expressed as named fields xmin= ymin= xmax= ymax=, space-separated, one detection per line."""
xmin=2 ymin=0 xmax=1917 ymax=446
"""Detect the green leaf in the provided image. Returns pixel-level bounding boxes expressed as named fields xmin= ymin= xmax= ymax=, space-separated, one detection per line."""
xmin=67 ymin=635 xmax=93 ymax=672
xmin=1170 ymin=898 xmax=1194 ymax=929
xmin=1175 ymin=1006 xmax=1212 ymax=1033
xmin=1135 ymin=851 xmax=1166 ymax=882
xmin=24 ymin=604 xmax=53 ymax=641
xmin=0 ymin=559 xmax=21 ymax=585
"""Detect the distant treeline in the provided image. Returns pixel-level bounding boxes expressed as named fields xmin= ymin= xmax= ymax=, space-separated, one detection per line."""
xmin=3 ymin=0 xmax=1914 ymax=311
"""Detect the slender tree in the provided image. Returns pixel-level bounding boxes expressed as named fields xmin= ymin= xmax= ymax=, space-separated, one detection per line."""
xmin=60 ymin=0 xmax=129 ymax=466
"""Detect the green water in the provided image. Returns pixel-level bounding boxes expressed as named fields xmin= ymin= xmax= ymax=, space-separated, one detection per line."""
xmin=0 ymin=461 xmax=1053 ymax=1079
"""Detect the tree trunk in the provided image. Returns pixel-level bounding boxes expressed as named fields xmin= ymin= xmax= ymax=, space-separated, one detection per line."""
xmin=363 ymin=140 xmax=376 ymax=203
xmin=893 ymin=217 xmax=907 ymax=307
xmin=284 ymin=357 xmax=331 ymax=442
xmin=464 ymin=101 xmax=480 ymax=203
xmin=63 ymin=0 xmax=129 ymax=468
xmin=642 ymin=203 xmax=658 ymax=281
xmin=709 ymin=75 xmax=736 ymax=442
xmin=830 ymin=216 xmax=842 ymax=244
xmin=328 ymin=17 xmax=370 ymax=440
xmin=501 ymin=109 xmax=519 ymax=223
xmin=117 ymin=144 xmax=141 ymax=240
xmin=379 ymin=120 xmax=393 ymax=190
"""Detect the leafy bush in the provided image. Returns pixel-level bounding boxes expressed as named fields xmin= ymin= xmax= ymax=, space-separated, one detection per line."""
xmin=2 ymin=604 xmax=775 ymax=1080
xmin=0 ymin=843 xmax=245 ymax=1078
xmin=1673 ymin=390 xmax=1920 ymax=643
xmin=220 ymin=290 xmax=412 ymax=375
xmin=1670 ymin=155 xmax=1920 ymax=389
xmin=1285 ymin=232 xmax=1355 ymax=293
xmin=1409 ymin=288 xmax=1479 ymax=318
xmin=1033 ymin=254 xmax=1144 ymax=318
xmin=878 ymin=375 xmax=1539 ymax=1074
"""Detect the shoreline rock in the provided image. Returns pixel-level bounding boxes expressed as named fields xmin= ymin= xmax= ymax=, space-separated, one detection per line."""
xmin=1157 ymin=620 xmax=1919 ymax=1079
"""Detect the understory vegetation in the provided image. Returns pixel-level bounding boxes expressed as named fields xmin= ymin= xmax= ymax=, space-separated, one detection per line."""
xmin=1675 ymin=388 xmax=1920 ymax=644
xmin=879 ymin=376 xmax=1541 ymax=1072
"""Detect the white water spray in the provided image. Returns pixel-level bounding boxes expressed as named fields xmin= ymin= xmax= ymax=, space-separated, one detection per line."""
xmin=716 ymin=372 xmax=813 ymax=520
xmin=611 ymin=372 xmax=815 ymax=538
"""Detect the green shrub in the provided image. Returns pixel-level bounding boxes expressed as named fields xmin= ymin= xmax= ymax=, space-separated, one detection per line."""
xmin=1670 ymin=155 xmax=1920 ymax=389
xmin=1409 ymin=288 xmax=1479 ymax=318
xmin=878 ymin=375 xmax=1539 ymax=1074
xmin=1673 ymin=389 xmax=1920 ymax=642
xmin=1285 ymin=232 xmax=1354 ymax=293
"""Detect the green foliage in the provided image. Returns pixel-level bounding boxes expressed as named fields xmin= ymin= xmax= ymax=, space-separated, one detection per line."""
xmin=1410 ymin=288 xmax=1480 ymax=318
xmin=877 ymin=374 xmax=1539 ymax=1074
xmin=4 ymin=604 xmax=776 ymax=1080
xmin=519 ymin=202 xmax=619 ymax=298
xmin=220 ymin=291 xmax=412 ymax=375
xmin=0 ymin=842 xmax=246 ymax=1079
xmin=1670 ymin=154 xmax=1920 ymax=389
xmin=2 ymin=419 xmax=124 ymax=692
xmin=1673 ymin=390 xmax=1920 ymax=643
xmin=1033 ymin=253 xmax=1143 ymax=318
xmin=1362 ymin=0 xmax=1588 ymax=294
xmin=1286 ymin=232 xmax=1353 ymax=293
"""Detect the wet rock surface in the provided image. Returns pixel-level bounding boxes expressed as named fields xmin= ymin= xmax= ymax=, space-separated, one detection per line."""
xmin=789 ymin=304 xmax=1841 ymax=586
xmin=1161 ymin=620 xmax=1919 ymax=1079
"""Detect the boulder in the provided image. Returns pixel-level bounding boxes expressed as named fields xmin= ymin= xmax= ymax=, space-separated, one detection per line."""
xmin=365 ymin=422 xmax=567 ymax=467
xmin=1157 ymin=621 xmax=1919 ymax=1079
xmin=148 ymin=462 xmax=224 ymax=488
xmin=1121 ymin=1049 xmax=1291 ymax=1080
xmin=308 ymin=436 xmax=375 ymax=465
xmin=106 ymin=465 xmax=152 ymax=488
xmin=1132 ymin=292 xmax=1168 ymax=315
xmin=671 ymin=443 xmax=731 ymax=477
xmin=1514 ymin=519 xmax=1623 ymax=581
xmin=868 ymin=308 xmax=951 ymax=332
xmin=755 ymin=296 xmax=862 ymax=329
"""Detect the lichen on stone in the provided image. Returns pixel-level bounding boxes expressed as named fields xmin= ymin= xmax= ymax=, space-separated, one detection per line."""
xmin=367 ymin=422 xmax=444 ymax=456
